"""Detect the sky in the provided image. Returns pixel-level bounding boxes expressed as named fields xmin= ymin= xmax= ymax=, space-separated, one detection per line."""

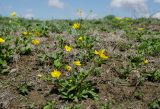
xmin=0 ymin=0 xmax=160 ymax=19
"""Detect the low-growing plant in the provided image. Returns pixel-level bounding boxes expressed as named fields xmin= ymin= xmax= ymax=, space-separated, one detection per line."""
xmin=43 ymin=101 xmax=55 ymax=109
xmin=17 ymin=82 xmax=33 ymax=95
xmin=56 ymin=35 xmax=67 ymax=49
xmin=99 ymin=102 xmax=112 ymax=109
xmin=94 ymin=56 xmax=107 ymax=67
xmin=149 ymin=99 xmax=160 ymax=109
xmin=146 ymin=70 xmax=160 ymax=82
xmin=0 ymin=60 xmax=10 ymax=74
xmin=138 ymin=38 xmax=160 ymax=56
xmin=128 ymin=55 xmax=143 ymax=68
xmin=93 ymin=67 xmax=103 ymax=76
xmin=118 ymin=42 xmax=131 ymax=51
xmin=15 ymin=35 xmax=32 ymax=55
xmin=36 ymin=53 xmax=48 ymax=65
xmin=53 ymin=68 xmax=98 ymax=102
xmin=49 ymin=51 xmax=64 ymax=69
xmin=75 ymin=49 xmax=95 ymax=65
xmin=0 ymin=37 xmax=13 ymax=74
xmin=115 ymin=65 xmax=132 ymax=79
xmin=75 ymin=36 xmax=96 ymax=49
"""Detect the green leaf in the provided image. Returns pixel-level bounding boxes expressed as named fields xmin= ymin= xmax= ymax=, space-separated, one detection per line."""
xmin=67 ymin=85 xmax=77 ymax=93
xmin=54 ymin=59 xmax=61 ymax=68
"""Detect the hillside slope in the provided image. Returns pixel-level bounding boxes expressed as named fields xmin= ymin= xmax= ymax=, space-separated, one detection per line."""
xmin=0 ymin=16 xmax=160 ymax=109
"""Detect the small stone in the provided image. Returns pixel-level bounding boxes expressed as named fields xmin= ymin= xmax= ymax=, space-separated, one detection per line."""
xmin=128 ymin=70 xmax=141 ymax=85
xmin=10 ymin=69 xmax=17 ymax=73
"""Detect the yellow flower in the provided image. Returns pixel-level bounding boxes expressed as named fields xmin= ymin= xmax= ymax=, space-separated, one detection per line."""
xmin=73 ymin=61 xmax=81 ymax=66
xmin=138 ymin=28 xmax=144 ymax=31
xmin=51 ymin=70 xmax=61 ymax=78
xmin=94 ymin=49 xmax=105 ymax=55
xmin=95 ymin=49 xmax=109 ymax=59
xmin=11 ymin=11 xmax=17 ymax=17
xmin=32 ymin=39 xmax=40 ymax=45
xmin=144 ymin=59 xmax=149 ymax=64
xmin=22 ymin=32 xmax=28 ymax=35
xmin=72 ymin=23 xmax=80 ymax=29
xmin=99 ymin=53 xmax=109 ymax=59
xmin=69 ymin=79 xmax=73 ymax=82
xmin=65 ymin=65 xmax=72 ymax=71
xmin=0 ymin=38 xmax=5 ymax=43
xmin=34 ymin=31 xmax=41 ymax=37
xmin=78 ymin=36 xmax=83 ymax=41
xmin=64 ymin=45 xmax=72 ymax=52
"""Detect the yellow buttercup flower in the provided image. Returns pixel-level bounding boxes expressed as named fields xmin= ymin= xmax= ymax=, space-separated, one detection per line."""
xmin=78 ymin=36 xmax=83 ymax=41
xmin=138 ymin=28 xmax=144 ymax=31
xmin=32 ymin=39 xmax=40 ymax=45
xmin=51 ymin=70 xmax=61 ymax=78
xmin=99 ymin=53 xmax=109 ymax=59
xmin=0 ymin=38 xmax=5 ymax=43
xmin=69 ymin=79 xmax=73 ymax=82
xmin=11 ymin=11 xmax=17 ymax=17
xmin=95 ymin=49 xmax=109 ymax=59
xmin=22 ymin=32 xmax=28 ymax=35
xmin=94 ymin=50 xmax=99 ymax=55
xmin=65 ymin=65 xmax=72 ymax=71
xmin=95 ymin=49 xmax=105 ymax=55
xmin=73 ymin=61 xmax=81 ymax=66
xmin=72 ymin=23 xmax=80 ymax=29
xmin=65 ymin=45 xmax=72 ymax=52
xmin=144 ymin=59 xmax=149 ymax=64
xmin=34 ymin=31 xmax=41 ymax=37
